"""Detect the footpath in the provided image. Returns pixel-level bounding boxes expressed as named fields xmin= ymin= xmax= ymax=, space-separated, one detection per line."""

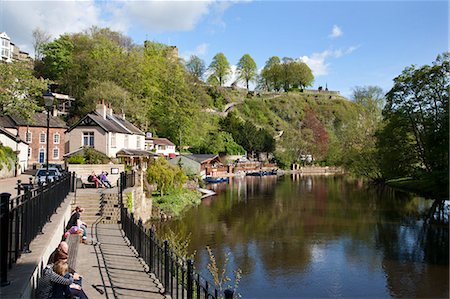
xmin=71 ymin=188 xmax=166 ymax=299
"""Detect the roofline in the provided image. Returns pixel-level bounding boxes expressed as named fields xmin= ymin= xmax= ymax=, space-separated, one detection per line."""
xmin=66 ymin=113 xmax=108 ymax=133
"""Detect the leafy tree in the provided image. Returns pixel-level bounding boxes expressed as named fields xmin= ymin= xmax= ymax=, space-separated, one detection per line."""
xmin=147 ymin=158 xmax=187 ymax=195
xmin=0 ymin=61 xmax=47 ymax=118
xmin=301 ymin=108 xmax=328 ymax=160
xmin=32 ymin=27 xmax=51 ymax=61
xmin=237 ymin=54 xmax=257 ymax=90
xmin=261 ymin=56 xmax=282 ymax=91
xmin=185 ymin=55 xmax=205 ymax=80
xmin=381 ymin=53 xmax=449 ymax=180
xmin=82 ymin=81 xmax=129 ymax=117
xmin=330 ymin=86 xmax=385 ymax=179
xmin=209 ymin=53 xmax=231 ymax=86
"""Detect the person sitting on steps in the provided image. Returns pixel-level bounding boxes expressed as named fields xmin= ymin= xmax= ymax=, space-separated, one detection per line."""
xmin=65 ymin=207 xmax=88 ymax=244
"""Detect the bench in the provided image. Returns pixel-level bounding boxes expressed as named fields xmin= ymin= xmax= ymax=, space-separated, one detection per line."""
xmin=67 ymin=234 xmax=81 ymax=271
xmin=77 ymin=176 xmax=96 ymax=188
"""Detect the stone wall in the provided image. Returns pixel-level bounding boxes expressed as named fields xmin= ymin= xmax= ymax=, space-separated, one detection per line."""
xmin=0 ymin=159 xmax=15 ymax=178
xmin=126 ymin=174 xmax=152 ymax=222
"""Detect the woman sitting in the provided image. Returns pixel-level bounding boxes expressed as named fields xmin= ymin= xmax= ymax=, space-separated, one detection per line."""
xmin=52 ymin=260 xmax=87 ymax=299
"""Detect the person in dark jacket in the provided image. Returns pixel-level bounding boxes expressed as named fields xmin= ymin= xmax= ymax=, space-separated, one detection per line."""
xmin=34 ymin=262 xmax=74 ymax=298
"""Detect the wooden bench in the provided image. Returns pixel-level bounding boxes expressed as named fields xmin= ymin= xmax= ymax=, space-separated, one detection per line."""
xmin=79 ymin=176 xmax=96 ymax=188
xmin=67 ymin=234 xmax=81 ymax=271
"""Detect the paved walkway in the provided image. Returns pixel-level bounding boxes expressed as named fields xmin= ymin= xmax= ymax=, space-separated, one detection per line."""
xmin=75 ymin=222 xmax=166 ymax=299
xmin=0 ymin=173 xmax=34 ymax=195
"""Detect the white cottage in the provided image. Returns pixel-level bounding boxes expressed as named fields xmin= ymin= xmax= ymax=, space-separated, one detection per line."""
xmin=66 ymin=102 xmax=145 ymax=158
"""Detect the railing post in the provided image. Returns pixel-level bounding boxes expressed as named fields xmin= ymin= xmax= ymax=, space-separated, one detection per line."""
xmin=0 ymin=192 xmax=11 ymax=287
xmin=16 ymin=180 xmax=22 ymax=196
xmin=137 ymin=218 xmax=143 ymax=256
xmin=224 ymin=289 xmax=234 ymax=299
xmin=164 ymin=240 xmax=170 ymax=295
xmin=149 ymin=226 xmax=154 ymax=272
xmin=187 ymin=259 xmax=194 ymax=299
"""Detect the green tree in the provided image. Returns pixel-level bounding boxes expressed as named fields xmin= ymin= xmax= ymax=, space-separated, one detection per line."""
xmin=381 ymin=53 xmax=449 ymax=180
xmin=261 ymin=56 xmax=282 ymax=91
xmin=185 ymin=55 xmax=205 ymax=80
xmin=147 ymin=158 xmax=187 ymax=195
xmin=209 ymin=53 xmax=231 ymax=86
xmin=237 ymin=54 xmax=257 ymax=90
xmin=0 ymin=61 xmax=47 ymax=118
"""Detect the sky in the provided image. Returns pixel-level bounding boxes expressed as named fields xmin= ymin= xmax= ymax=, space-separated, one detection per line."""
xmin=0 ymin=0 xmax=448 ymax=98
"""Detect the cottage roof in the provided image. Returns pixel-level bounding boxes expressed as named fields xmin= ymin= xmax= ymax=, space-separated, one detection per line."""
xmin=0 ymin=126 xmax=27 ymax=144
xmin=0 ymin=113 xmax=67 ymax=128
xmin=148 ymin=137 xmax=175 ymax=146
xmin=116 ymin=149 xmax=158 ymax=158
xmin=67 ymin=111 xmax=144 ymax=135
xmin=181 ymin=154 xmax=219 ymax=164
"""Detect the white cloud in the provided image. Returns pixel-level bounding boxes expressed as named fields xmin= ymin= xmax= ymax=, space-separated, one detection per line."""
xmin=0 ymin=1 xmax=105 ymax=54
xmin=329 ymin=25 xmax=343 ymax=39
xmin=119 ymin=1 xmax=212 ymax=32
xmin=300 ymin=46 xmax=359 ymax=76
xmin=181 ymin=43 xmax=210 ymax=60
xmin=0 ymin=0 xmax=238 ymax=56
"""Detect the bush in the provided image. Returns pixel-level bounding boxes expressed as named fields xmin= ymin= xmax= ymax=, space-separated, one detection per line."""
xmin=154 ymin=188 xmax=201 ymax=217
xmin=67 ymin=154 xmax=85 ymax=164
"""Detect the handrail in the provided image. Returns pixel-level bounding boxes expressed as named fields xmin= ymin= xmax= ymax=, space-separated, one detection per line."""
xmin=0 ymin=172 xmax=73 ymax=286
xmin=118 ymin=171 xmax=234 ymax=299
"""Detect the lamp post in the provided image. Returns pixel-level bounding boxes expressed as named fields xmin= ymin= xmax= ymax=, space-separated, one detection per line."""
xmin=43 ymin=89 xmax=54 ymax=183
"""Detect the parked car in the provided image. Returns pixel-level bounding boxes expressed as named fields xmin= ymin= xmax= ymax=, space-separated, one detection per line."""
xmin=48 ymin=163 xmax=65 ymax=173
xmin=34 ymin=168 xmax=62 ymax=185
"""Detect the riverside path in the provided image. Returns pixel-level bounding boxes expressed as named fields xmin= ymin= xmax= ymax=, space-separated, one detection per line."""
xmin=70 ymin=188 xmax=166 ymax=299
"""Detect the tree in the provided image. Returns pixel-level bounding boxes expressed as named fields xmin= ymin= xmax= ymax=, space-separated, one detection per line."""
xmin=185 ymin=55 xmax=205 ymax=80
xmin=237 ymin=54 xmax=257 ymax=90
xmin=147 ymin=158 xmax=187 ymax=195
xmin=381 ymin=53 xmax=449 ymax=179
xmin=32 ymin=27 xmax=51 ymax=61
xmin=261 ymin=56 xmax=282 ymax=91
xmin=209 ymin=53 xmax=231 ymax=86
xmin=0 ymin=62 xmax=47 ymax=119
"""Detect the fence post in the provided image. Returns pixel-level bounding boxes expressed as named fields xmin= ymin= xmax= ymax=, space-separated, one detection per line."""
xmin=137 ymin=218 xmax=143 ymax=256
xmin=187 ymin=259 xmax=194 ymax=299
xmin=224 ymin=289 xmax=234 ymax=299
xmin=149 ymin=226 xmax=154 ymax=272
xmin=16 ymin=180 xmax=22 ymax=196
xmin=0 ymin=192 xmax=11 ymax=287
xmin=164 ymin=240 xmax=170 ymax=295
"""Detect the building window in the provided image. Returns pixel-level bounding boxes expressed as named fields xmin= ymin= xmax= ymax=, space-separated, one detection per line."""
xmin=28 ymin=148 xmax=32 ymax=158
xmin=40 ymin=132 xmax=46 ymax=144
xmin=124 ymin=135 xmax=129 ymax=148
xmin=26 ymin=131 xmax=32 ymax=143
xmin=136 ymin=137 xmax=141 ymax=149
xmin=111 ymin=133 xmax=116 ymax=148
xmin=53 ymin=148 xmax=59 ymax=159
xmin=83 ymin=132 xmax=94 ymax=147
xmin=54 ymin=133 xmax=60 ymax=144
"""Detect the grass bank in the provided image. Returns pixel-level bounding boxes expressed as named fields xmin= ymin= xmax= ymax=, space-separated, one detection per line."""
xmin=386 ymin=175 xmax=448 ymax=199
xmin=153 ymin=188 xmax=202 ymax=217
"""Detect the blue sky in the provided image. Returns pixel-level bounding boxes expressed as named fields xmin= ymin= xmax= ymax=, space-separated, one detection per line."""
xmin=1 ymin=1 xmax=448 ymax=98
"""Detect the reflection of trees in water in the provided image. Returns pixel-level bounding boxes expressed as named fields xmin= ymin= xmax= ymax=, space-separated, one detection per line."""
xmin=158 ymin=176 xmax=448 ymax=297
xmin=374 ymin=188 xmax=449 ymax=298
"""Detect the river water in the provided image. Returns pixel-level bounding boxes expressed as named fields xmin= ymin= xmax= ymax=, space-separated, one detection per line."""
xmin=157 ymin=175 xmax=449 ymax=298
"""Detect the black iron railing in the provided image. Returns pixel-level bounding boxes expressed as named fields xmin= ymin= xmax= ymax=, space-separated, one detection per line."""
xmin=0 ymin=172 xmax=72 ymax=286
xmin=118 ymin=172 xmax=233 ymax=299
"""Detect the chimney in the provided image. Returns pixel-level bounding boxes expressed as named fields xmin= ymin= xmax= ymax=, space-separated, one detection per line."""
xmin=108 ymin=103 xmax=113 ymax=117
xmin=95 ymin=99 xmax=107 ymax=119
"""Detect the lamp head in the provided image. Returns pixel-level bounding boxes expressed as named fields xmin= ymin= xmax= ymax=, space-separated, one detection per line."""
xmin=43 ymin=89 xmax=54 ymax=110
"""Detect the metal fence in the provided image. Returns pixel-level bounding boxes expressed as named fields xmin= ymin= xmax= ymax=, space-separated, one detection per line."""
xmin=118 ymin=172 xmax=234 ymax=299
xmin=0 ymin=172 xmax=73 ymax=286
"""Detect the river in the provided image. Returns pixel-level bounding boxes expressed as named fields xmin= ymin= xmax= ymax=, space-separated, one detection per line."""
xmin=157 ymin=175 xmax=449 ymax=298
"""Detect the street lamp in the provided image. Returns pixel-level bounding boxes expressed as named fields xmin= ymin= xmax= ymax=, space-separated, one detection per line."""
xmin=43 ymin=89 xmax=54 ymax=183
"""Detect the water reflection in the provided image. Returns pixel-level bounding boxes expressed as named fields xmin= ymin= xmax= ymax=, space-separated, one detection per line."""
xmin=156 ymin=176 xmax=449 ymax=298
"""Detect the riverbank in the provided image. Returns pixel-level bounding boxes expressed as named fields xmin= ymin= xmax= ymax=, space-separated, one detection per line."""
xmin=386 ymin=176 xmax=448 ymax=199
xmin=152 ymin=188 xmax=202 ymax=219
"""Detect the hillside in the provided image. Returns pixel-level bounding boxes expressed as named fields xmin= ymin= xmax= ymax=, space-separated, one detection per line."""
xmin=198 ymin=86 xmax=364 ymax=167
